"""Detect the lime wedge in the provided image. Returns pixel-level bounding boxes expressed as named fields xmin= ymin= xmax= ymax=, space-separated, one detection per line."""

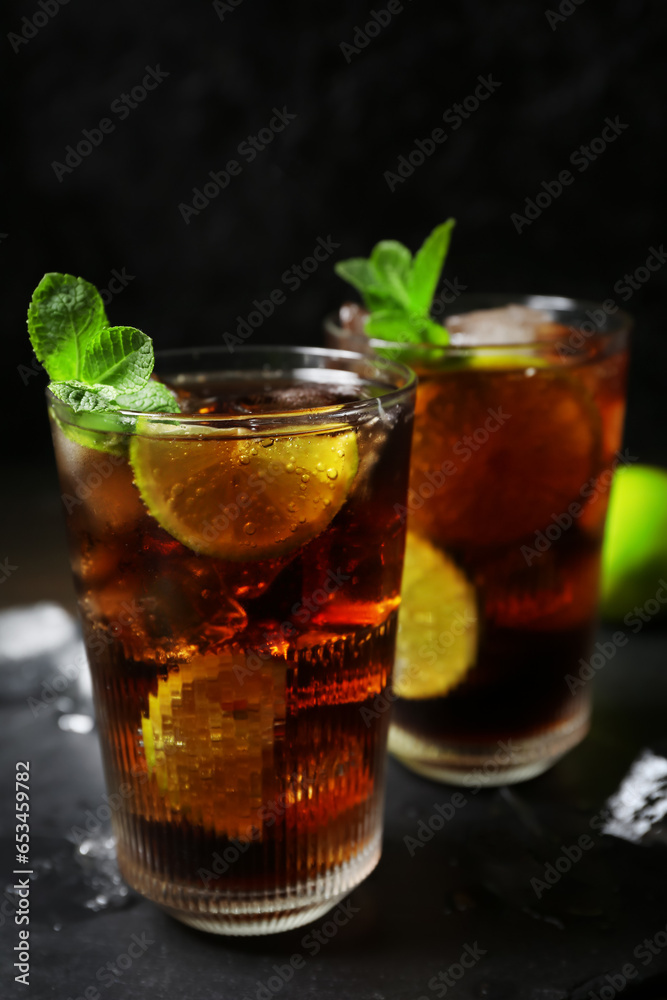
xmin=129 ymin=423 xmax=358 ymax=561
xmin=395 ymin=532 xmax=478 ymax=699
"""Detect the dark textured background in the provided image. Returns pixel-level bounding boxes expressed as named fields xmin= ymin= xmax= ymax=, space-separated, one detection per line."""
xmin=2 ymin=7 xmax=667 ymax=995
xmin=3 ymin=0 xmax=666 ymax=466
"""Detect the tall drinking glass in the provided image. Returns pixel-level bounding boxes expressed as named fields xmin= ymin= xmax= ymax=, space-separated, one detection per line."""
xmin=48 ymin=346 xmax=415 ymax=934
xmin=327 ymin=296 xmax=630 ymax=785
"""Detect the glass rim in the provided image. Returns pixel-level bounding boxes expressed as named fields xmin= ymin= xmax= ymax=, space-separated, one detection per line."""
xmin=47 ymin=344 xmax=417 ymax=429
xmin=325 ymin=293 xmax=633 ymax=355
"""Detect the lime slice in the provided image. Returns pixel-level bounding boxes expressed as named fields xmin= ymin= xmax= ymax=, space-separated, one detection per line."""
xmin=467 ymin=352 xmax=551 ymax=370
xmin=129 ymin=424 xmax=358 ymax=561
xmin=52 ymin=412 xmax=127 ymax=456
xmin=394 ymin=532 xmax=478 ymax=699
xmin=411 ymin=369 xmax=601 ymax=548
xmin=141 ymin=653 xmax=283 ymax=838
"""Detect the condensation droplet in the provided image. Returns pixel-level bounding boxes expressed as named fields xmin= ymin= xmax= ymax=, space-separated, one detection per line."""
xmin=298 ymin=515 xmax=306 ymax=524
xmin=323 ymin=498 xmax=331 ymax=507
xmin=260 ymin=438 xmax=274 ymax=448
xmin=326 ymin=468 xmax=338 ymax=480
xmin=244 ymin=522 xmax=256 ymax=536
xmin=171 ymin=483 xmax=185 ymax=498
xmin=290 ymin=524 xmax=298 ymax=532
xmin=251 ymin=447 xmax=258 ymax=456
xmin=239 ymin=454 xmax=251 ymax=465
xmin=301 ymin=474 xmax=310 ymax=483
xmin=316 ymin=462 xmax=324 ymax=472
xmin=287 ymin=502 xmax=296 ymax=512
xmin=286 ymin=463 xmax=295 ymax=473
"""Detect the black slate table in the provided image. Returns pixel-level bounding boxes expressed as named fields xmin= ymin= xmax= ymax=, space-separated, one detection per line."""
xmin=2 ymin=623 xmax=667 ymax=1000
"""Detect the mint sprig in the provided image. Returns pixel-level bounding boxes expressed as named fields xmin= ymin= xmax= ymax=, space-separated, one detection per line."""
xmin=27 ymin=273 xmax=176 ymax=414
xmin=334 ymin=219 xmax=456 ymax=344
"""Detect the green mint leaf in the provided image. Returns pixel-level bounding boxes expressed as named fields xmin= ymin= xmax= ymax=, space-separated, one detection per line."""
xmin=335 ymin=221 xmax=457 ymax=346
xmin=80 ymin=326 xmax=153 ymax=393
xmin=421 ymin=318 xmax=451 ymax=345
xmin=49 ymin=381 xmax=120 ymax=413
xmin=369 ymin=240 xmax=412 ymax=309
xmin=28 ymin=273 xmax=108 ymax=381
xmin=115 ymin=379 xmax=178 ymax=412
xmin=365 ymin=310 xmax=451 ymax=346
xmin=408 ymin=219 xmax=456 ymax=315
xmin=29 ymin=271 xmax=180 ymax=420
xmin=365 ymin=309 xmax=425 ymax=343
xmin=333 ymin=259 xmax=392 ymax=312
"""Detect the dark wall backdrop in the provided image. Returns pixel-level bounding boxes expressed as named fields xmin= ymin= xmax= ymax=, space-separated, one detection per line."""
xmin=3 ymin=0 xmax=666 ymax=466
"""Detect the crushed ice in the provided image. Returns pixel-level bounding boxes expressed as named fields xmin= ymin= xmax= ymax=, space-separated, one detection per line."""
xmin=446 ymin=304 xmax=550 ymax=345
xmin=75 ymin=834 xmax=130 ymax=912
xmin=604 ymin=749 xmax=667 ymax=844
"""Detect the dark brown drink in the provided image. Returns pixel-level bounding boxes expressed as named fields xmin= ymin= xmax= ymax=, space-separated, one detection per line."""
xmin=49 ymin=348 xmax=415 ymax=933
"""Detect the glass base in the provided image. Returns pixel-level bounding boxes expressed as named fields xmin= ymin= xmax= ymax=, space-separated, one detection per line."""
xmin=118 ymin=832 xmax=381 ymax=936
xmin=388 ymin=713 xmax=590 ymax=787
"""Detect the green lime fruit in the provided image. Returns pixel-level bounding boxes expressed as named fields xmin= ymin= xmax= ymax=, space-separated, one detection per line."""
xmin=600 ymin=464 xmax=667 ymax=622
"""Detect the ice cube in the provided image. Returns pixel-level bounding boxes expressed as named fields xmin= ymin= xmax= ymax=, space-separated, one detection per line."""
xmin=339 ymin=302 xmax=369 ymax=338
xmin=445 ymin=304 xmax=551 ymax=345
